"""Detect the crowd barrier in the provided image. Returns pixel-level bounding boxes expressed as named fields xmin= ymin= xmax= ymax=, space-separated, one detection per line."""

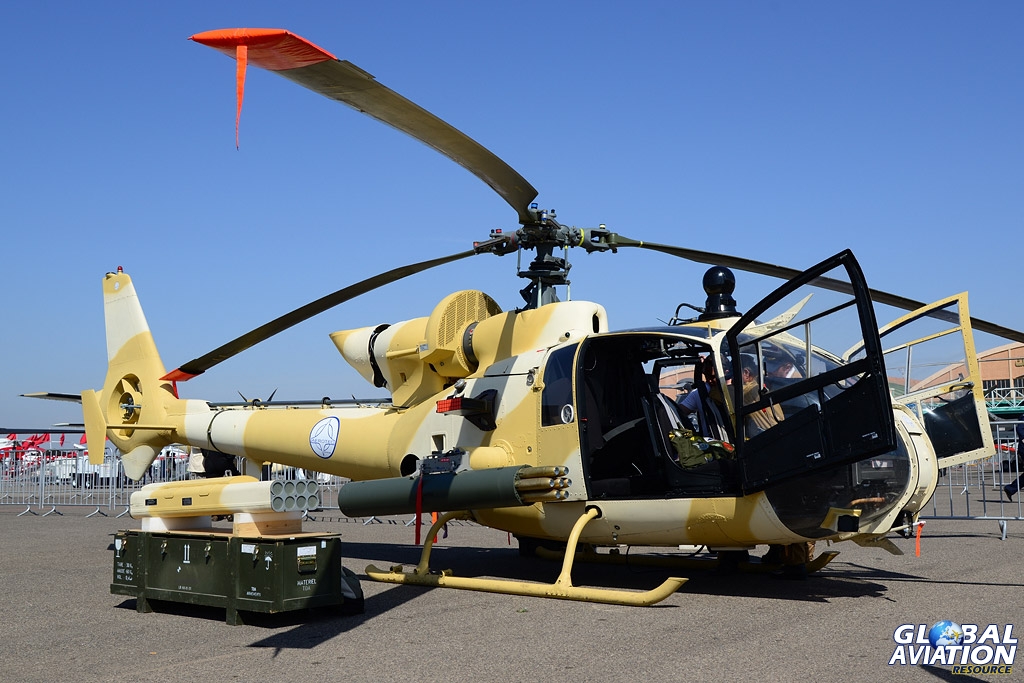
xmin=3 ymin=437 xmax=1022 ymax=535
xmin=0 ymin=452 xmax=349 ymax=518
xmin=927 ymin=429 xmax=1022 ymax=538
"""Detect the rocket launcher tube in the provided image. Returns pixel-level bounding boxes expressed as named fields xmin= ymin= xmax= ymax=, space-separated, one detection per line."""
xmin=518 ymin=466 xmax=568 ymax=478
xmin=337 ymin=466 xmax=525 ymax=517
xmin=514 ymin=477 xmax=557 ymax=492
xmin=336 ymin=465 xmax=575 ymax=517
xmin=130 ymin=476 xmax=319 ymax=519
xmin=520 ymin=490 xmax=569 ymax=504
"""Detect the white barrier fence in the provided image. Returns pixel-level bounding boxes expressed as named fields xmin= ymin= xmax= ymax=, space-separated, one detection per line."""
xmin=927 ymin=428 xmax=1022 ymax=538
xmin=0 ymin=450 xmax=349 ymax=518
xmin=3 ymin=437 xmax=1022 ymax=532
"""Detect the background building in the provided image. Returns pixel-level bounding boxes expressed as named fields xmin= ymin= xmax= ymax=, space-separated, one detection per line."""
xmin=914 ymin=342 xmax=1024 ymax=418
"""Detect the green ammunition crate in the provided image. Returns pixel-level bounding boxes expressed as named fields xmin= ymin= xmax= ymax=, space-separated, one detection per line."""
xmin=111 ymin=529 xmax=363 ymax=624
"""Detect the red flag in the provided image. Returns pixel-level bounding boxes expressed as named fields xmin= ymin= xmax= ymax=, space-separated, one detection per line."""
xmin=79 ymin=434 xmax=87 ymax=445
xmin=24 ymin=433 xmax=50 ymax=448
xmin=59 ymin=434 xmax=65 ymax=446
xmin=6 ymin=433 xmax=15 ymax=440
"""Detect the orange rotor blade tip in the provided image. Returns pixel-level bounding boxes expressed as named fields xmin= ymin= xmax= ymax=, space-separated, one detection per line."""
xmin=235 ymin=44 xmax=248 ymax=149
xmin=160 ymin=369 xmax=199 ymax=383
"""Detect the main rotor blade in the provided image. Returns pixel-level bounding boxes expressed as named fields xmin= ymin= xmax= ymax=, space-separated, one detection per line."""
xmin=191 ymin=29 xmax=539 ymax=224
xmin=613 ymin=237 xmax=1024 ymax=344
xmin=162 ymin=249 xmax=477 ymax=382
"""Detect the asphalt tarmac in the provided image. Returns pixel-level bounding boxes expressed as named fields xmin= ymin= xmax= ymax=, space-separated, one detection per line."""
xmin=1 ymin=506 xmax=1021 ymax=683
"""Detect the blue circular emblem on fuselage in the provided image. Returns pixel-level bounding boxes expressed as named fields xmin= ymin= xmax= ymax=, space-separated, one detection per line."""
xmin=309 ymin=416 xmax=340 ymax=459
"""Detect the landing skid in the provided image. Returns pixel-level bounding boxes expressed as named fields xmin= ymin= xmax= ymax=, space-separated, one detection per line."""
xmin=365 ymin=508 xmax=687 ymax=606
xmin=533 ymin=545 xmax=840 ymax=575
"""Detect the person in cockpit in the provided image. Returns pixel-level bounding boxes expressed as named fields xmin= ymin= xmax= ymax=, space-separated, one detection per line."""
xmin=739 ymin=355 xmax=783 ymax=436
xmin=677 ymin=355 xmax=728 ymax=440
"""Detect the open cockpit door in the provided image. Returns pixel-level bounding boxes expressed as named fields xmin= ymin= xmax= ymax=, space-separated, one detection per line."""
xmin=847 ymin=292 xmax=993 ymax=468
xmin=724 ymin=250 xmax=897 ymax=494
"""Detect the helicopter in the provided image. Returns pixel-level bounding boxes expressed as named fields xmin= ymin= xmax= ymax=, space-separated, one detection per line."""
xmin=72 ymin=28 xmax=1023 ymax=606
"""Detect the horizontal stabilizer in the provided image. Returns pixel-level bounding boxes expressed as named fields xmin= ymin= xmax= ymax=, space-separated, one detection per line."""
xmin=21 ymin=392 xmax=83 ymax=403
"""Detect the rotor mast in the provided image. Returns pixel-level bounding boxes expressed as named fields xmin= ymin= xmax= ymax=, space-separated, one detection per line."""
xmin=474 ymin=207 xmax=624 ymax=310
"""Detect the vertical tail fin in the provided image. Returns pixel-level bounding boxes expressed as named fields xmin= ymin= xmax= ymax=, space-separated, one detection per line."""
xmin=82 ymin=269 xmax=180 ymax=479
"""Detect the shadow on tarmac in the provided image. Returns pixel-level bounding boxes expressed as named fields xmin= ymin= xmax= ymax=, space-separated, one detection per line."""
xmin=109 ymin=537 xmax=909 ymax=653
xmin=117 ymin=529 xmax=1024 ymax=655
xmin=840 ymin=562 xmax=1024 ymax=589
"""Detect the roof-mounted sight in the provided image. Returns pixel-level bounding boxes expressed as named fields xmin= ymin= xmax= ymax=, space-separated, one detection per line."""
xmin=698 ymin=266 xmax=739 ymax=321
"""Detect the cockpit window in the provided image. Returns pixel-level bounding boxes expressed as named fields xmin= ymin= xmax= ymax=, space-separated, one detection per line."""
xmin=541 ymin=344 xmax=577 ymax=426
xmin=728 ymin=326 xmax=857 ymax=435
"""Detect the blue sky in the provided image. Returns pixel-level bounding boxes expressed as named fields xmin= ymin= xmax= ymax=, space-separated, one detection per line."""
xmin=2 ymin=1 xmax=1022 ymax=430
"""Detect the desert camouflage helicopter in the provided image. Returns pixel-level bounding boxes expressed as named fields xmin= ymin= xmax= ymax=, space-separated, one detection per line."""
xmin=74 ymin=29 xmax=1024 ymax=606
